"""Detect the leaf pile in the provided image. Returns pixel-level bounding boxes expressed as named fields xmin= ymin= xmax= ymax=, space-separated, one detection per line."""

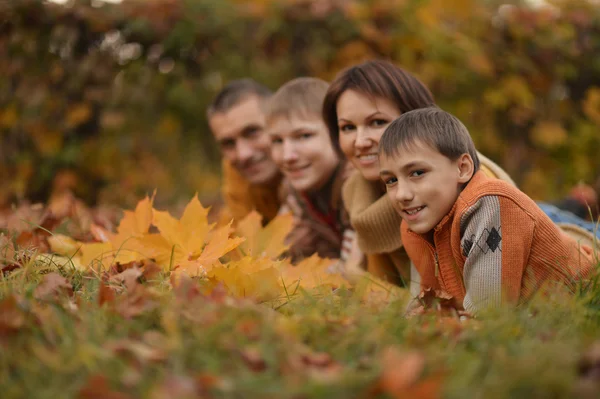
xmin=2 ymin=193 xmax=403 ymax=305
xmin=1 ymin=193 xmax=600 ymax=398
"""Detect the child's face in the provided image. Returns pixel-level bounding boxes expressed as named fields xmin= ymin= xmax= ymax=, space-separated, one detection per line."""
xmin=379 ymin=140 xmax=474 ymax=235
xmin=336 ymin=90 xmax=400 ymax=181
xmin=268 ymin=114 xmax=340 ymax=193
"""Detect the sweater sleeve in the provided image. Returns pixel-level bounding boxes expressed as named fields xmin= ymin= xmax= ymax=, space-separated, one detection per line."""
xmin=459 ymin=196 xmax=504 ymax=313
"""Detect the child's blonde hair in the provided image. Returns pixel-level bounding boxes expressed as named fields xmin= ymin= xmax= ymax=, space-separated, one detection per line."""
xmin=266 ymin=77 xmax=329 ymax=122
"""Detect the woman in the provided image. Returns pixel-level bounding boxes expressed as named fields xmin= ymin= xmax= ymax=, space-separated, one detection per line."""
xmin=322 ymin=60 xmax=515 ymax=286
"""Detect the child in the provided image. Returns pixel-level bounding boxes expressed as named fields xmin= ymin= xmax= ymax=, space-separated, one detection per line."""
xmin=265 ymin=78 xmax=352 ymax=262
xmin=322 ymin=60 xmax=517 ymax=287
xmin=378 ymin=107 xmax=596 ymax=313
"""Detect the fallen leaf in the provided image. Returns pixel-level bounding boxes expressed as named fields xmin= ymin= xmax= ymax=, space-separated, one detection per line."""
xmin=208 ymin=256 xmax=281 ymax=301
xmin=109 ymin=267 xmax=142 ymax=290
xmin=377 ymin=347 xmax=444 ymax=399
xmin=99 ymin=282 xmax=116 ymax=306
xmin=190 ymin=222 xmax=245 ymax=274
xmin=78 ymin=374 xmax=133 ymax=399
xmin=240 ymin=347 xmax=267 ymax=372
xmin=34 ymin=273 xmax=73 ymax=300
xmin=114 ymin=285 xmax=158 ymax=319
xmin=48 ymin=234 xmax=81 ymax=258
xmin=280 ymin=254 xmax=347 ymax=292
xmin=150 ymin=375 xmax=197 ymax=399
xmin=106 ymin=338 xmax=167 ymax=363
xmin=236 ymin=211 xmax=294 ymax=259
xmin=138 ymin=195 xmax=242 ymax=272
xmin=0 ymin=295 xmax=26 ymax=335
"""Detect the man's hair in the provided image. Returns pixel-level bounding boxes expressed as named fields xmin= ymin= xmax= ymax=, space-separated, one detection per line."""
xmin=379 ymin=107 xmax=480 ymax=172
xmin=265 ymin=77 xmax=329 ymax=122
xmin=322 ymin=60 xmax=435 ymax=154
xmin=206 ymin=79 xmax=272 ymax=117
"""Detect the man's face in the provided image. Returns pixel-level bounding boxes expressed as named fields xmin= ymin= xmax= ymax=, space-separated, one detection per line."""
xmin=209 ymin=96 xmax=279 ymax=185
xmin=379 ymin=140 xmax=473 ymax=235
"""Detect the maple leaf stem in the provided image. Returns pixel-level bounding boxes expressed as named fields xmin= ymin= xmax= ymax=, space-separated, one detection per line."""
xmin=168 ymin=245 xmax=176 ymax=271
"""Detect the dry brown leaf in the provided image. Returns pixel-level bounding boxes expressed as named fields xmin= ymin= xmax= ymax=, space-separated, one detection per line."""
xmin=34 ymin=272 xmax=73 ymax=300
xmin=98 ymin=282 xmax=116 ymax=306
xmin=240 ymin=347 xmax=267 ymax=372
xmin=114 ymin=285 xmax=158 ymax=319
xmin=170 ymin=272 xmax=202 ymax=302
xmin=377 ymin=347 xmax=444 ymax=399
xmin=0 ymin=295 xmax=26 ymax=335
xmin=109 ymin=267 xmax=142 ymax=290
xmin=150 ymin=375 xmax=197 ymax=399
xmin=78 ymin=374 xmax=133 ymax=399
xmin=106 ymin=338 xmax=167 ymax=363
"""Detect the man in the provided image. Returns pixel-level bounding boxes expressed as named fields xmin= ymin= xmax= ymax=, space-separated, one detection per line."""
xmin=207 ymin=79 xmax=282 ymax=224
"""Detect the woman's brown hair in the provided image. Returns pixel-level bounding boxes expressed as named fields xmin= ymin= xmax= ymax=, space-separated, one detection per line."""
xmin=322 ymin=60 xmax=435 ymax=153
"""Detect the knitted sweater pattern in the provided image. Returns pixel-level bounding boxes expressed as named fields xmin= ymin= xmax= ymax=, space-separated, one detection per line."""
xmin=401 ymin=171 xmax=595 ymax=313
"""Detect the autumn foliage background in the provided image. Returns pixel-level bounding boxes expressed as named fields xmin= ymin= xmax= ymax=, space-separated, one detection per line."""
xmin=2 ymin=1 xmax=600 ymax=397
xmin=1 ymin=0 xmax=600 ymax=209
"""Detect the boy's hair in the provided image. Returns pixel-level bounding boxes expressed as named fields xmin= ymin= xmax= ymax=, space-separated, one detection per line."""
xmin=266 ymin=77 xmax=329 ymax=123
xmin=206 ymin=79 xmax=272 ymax=117
xmin=322 ymin=60 xmax=435 ymax=154
xmin=379 ymin=107 xmax=480 ymax=172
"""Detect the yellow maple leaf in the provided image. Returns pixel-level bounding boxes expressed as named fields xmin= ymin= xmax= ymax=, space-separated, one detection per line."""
xmin=116 ymin=193 xmax=154 ymax=238
xmin=47 ymin=234 xmax=80 ymax=258
xmin=236 ymin=211 xmax=294 ymax=259
xmin=187 ymin=222 xmax=245 ymax=274
xmin=151 ymin=194 xmax=212 ymax=257
xmin=48 ymin=195 xmax=157 ymax=270
xmin=47 ymin=234 xmax=117 ymax=270
xmin=208 ymin=256 xmax=282 ymax=301
xmin=79 ymin=241 xmax=114 ymax=269
xmin=137 ymin=195 xmax=243 ymax=273
xmin=280 ymin=254 xmax=349 ymax=292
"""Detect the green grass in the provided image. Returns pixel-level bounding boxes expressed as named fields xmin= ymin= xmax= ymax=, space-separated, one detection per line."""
xmin=1 ymin=256 xmax=600 ymax=399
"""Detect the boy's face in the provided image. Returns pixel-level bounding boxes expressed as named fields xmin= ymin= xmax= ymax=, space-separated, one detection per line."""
xmin=209 ymin=95 xmax=279 ymax=185
xmin=336 ymin=90 xmax=401 ymax=182
xmin=268 ymin=114 xmax=340 ymax=193
xmin=379 ymin=140 xmax=474 ymax=235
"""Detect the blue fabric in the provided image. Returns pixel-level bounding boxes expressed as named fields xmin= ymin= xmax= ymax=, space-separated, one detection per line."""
xmin=537 ymin=202 xmax=600 ymax=239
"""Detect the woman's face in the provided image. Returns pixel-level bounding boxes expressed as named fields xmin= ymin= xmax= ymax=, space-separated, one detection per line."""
xmin=336 ymin=90 xmax=401 ymax=181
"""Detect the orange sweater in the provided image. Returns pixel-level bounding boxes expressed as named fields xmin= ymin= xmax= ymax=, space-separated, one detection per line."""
xmin=342 ymin=152 xmax=518 ymax=287
xmin=401 ymin=171 xmax=596 ymax=313
xmin=220 ymin=160 xmax=282 ymax=224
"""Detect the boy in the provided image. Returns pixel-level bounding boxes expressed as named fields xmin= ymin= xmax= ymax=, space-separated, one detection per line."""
xmin=264 ymin=77 xmax=353 ymax=262
xmin=378 ymin=107 xmax=596 ymax=313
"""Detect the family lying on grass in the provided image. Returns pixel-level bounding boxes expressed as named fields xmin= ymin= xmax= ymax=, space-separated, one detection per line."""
xmin=207 ymin=60 xmax=599 ymax=314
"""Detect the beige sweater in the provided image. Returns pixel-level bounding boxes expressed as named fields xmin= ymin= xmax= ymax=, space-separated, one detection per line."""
xmin=342 ymin=172 xmax=409 ymax=286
